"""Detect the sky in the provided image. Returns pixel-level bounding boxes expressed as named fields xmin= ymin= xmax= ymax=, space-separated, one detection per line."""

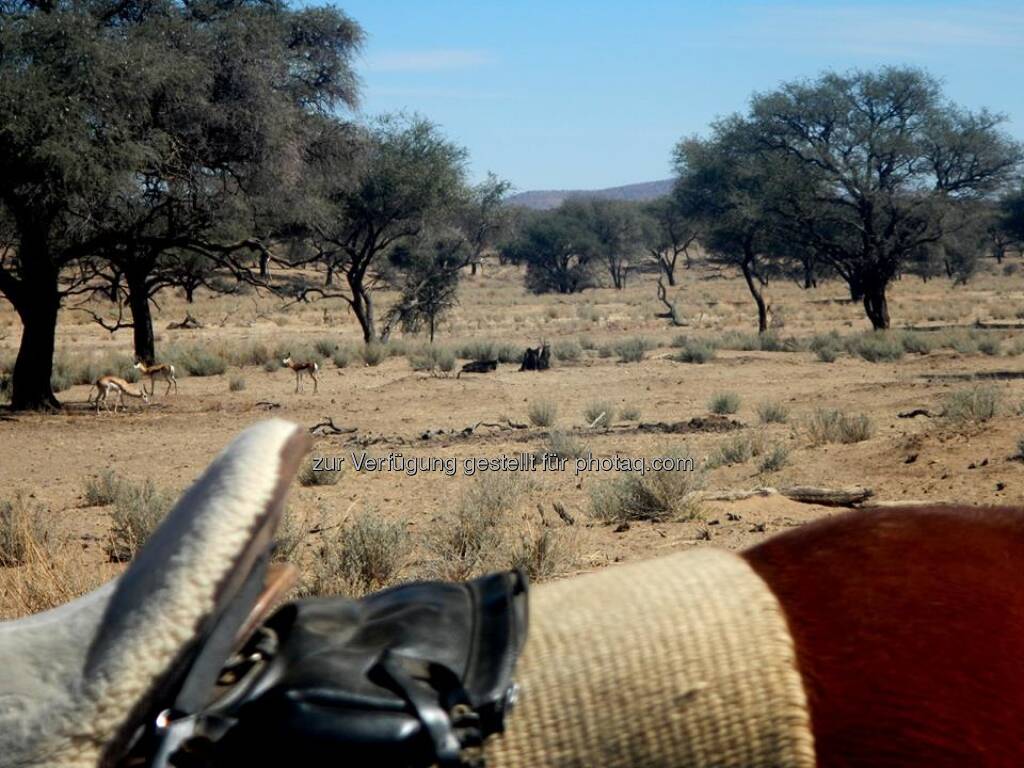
xmin=334 ymin=1 xmax=1024 ymax=192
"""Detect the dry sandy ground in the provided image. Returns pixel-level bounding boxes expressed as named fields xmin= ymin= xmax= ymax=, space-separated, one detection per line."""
xmin=2 ymin=260 xmax=1024 ymax=616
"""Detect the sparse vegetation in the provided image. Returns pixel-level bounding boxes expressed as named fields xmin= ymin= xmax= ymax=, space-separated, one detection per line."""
xmin=757 ymin=443 xmax=790 ymax=474
xmin=673 ymin=338 xmax=716 ymax=364
xmin=228 ymin=374 xmax=247 ymax=392
xmin=544 ymin=430 xmax=590 ymax=460
xmin=709 ymin=391 xmax=741 ymax=415
xmin=361 ymin=343 xmax=387 ymax=367
xmin=528 ymin=399 xmax=558 ymax=427
xmin=299 ymin=457 xmax=344 ymax=486
xmin=304 ymin=511 xmax=411 ymax=597
xmin=706 ymin=432 xmax=765 ymax=468
xmin=583 ymin=400 xmax=616 ymax=427
xmin=509 ymin=523 xmax=578 ymax=581
xmin=614 ymin=336 xmax=650 ymax=363
xmin=806 ymin=408 xmax=875 ymax=445
xmin=106 ymin=478 xmax=175 ymax=562
xmin=589 ymin=447 xmax=705 ymax=524
xmin=941 ymin=386 xmax=1001 ymax=425
xmin=846 ymin=332 xmax=904 ymax=363
xmin=83 ymin=469 xmax=124 ymax=507
xmin=0 ymin=493 xmax=50 ymax=567
xmin=757 ymin=400 xmax=789 ymax=424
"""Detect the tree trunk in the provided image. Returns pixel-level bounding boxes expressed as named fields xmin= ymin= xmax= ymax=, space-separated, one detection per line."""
xmin=863 ymin=280 xmax=891 ymax=330
xmin=259 ymin=250 xmax=271 ymax=280
xmin=660 ymin=252 xmax=677 ymax=286
xmin=348 ymin=272 xmax=376 ymax=343
xmin=429 ymin=315 xmax=436 ymax=342
xmin=740 ymin=257 xmax=769 ymax=334
xmin=803 ymin=258 xmax=816 ymax=289
xmin=11 ymin=282 xmax=61 ymax=411
xmin=470 ymin=261 xmax=479 ymax=276
xmin=126 ymin=269 xmax=156 ymax=364
xmin=184 ymin=282 xmax=196 ymax=303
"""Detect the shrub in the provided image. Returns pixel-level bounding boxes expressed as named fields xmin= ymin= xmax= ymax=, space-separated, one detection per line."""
xmin=614 ymin=336 xmax=650 ymax=363
xmin=456 ymin=339 xmax=516 ymax=363
xmin=263 ymin=358 xmax=281 ymax=372
xmin=0 ymin=493 xmax=50 ymax=567
xmin=806 ymin=408 xmax=875 ymax=445
xmin=182 ymin=350 xmax=228 ymax=377
xmin=758 ymin=443 xmax=790 ymax=474
xmin=544 ymin=430 xmax=589 ymax=460
xmin=427 ymin=475 xmax=526 ymax=580
xmin=620 ymin=404 xmax=642 ymax=421
xmin=674 ymin=339 xmax=716 ymax=364
xmin=528 ymin=399 xmax=558 ymax=427
xmin=553 ymin=339 xmax=583 ymax=362
xmin=314 ymin=338 xmax=338 ymax=357
xmin=299 ymin=456 xmax=344 ymax=486
xmin=941 ymin=386 xmax=1001 ymax=425
xmin=847 ymin=332 xmax=904 ymax=363
xmin=583 ymin=400 xmax=616 ymax=427
xmin=706 ymin=432 xmax=764 ymax=467
xmin=589 ymin=447 xmax=705 ymax=524
xmin=332 ymin=347 xmax=352 ymax=368
xmin=228 ymin=375 xmax=247 ymax=392
xmin=757 ymin=400 xmax=789 ymax=424
xmin=949 ymin=333 xmax=979 ymax=355
xmin=809 ymin=331 xmax=842 ymax=354
xmin=410 ymin=345 xmax=456 ymax=374
xmin=106 ymin=478 xmax=175 ymax=562
xmin=361 ymin=343 xmax=387 ymax=367
xmin=83 ymin=469 xmax=123 ymax=507
xmin=815 ymin=345 xmax=839 ymax=363
xmin=978 ymin=337 xmax=1001 ymax=356
xmin=709 ymin=391 xmax=740 ymax=415
xmin=899 ymin=332 xmax=933 ymax=355
xmin=509 ymin=524 xmax=578 ymax=582
xmin=304 ymin=512 xmax=411 ymax=598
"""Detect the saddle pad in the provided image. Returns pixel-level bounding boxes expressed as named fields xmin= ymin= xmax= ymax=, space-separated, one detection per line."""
xmin=486 ymin=548 xmax=816 ymax=768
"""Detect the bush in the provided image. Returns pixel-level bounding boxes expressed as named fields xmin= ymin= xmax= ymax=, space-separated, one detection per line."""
xmin=427 ymin=475 xmax=526 ymax=580
xmin=263 ymin=358 xmax=281 ymax=372
xmin=706 ymin=432 xmax=764 ymax=467
xmin=228 ymin=375 xmax=247 ymax=392
xmin=899 ymin=332 xmax=934 ymax=355
xmin=182 ymin=350 xmax=228 ymax=377
xmin=361 ymin=343 xmax=387 ymax=367
xmin=806 ymin=408 xmax=875 ymax=445
xmin=410 ymin=345 xmax=457 ymax=374
xmin=332 ymin=347 xmax=352 ymax=369
xmin=299 ymin=456 xmax=344 ymax=486
xmin=941 ymin=386 xmax=1001 ymax=425
xmin=528 ymin=399 xmax=558 ymax=427
xmin=455 ymin=339 xmax=518 ymax=363
xmin=815 ymin=345 xmax=839 ymax=363
xmin=978 ymin=337 xmax=1001 ymax=356
xmin=106 ymin=478 xmax=175 ymax=562
xmin=674 ymin=339 xmax=716 ymax=364
xmin=589 ymin=447 xmax=705 ymax=524
xmin=304 ymin=512 xmax=411 ymax=598
xmin=757 ymin=400 xmax=789 ymax=424
xmin=583 ymin=401 xmax=616 ymax=427
xmin=614 ymin=336 xmax=650 ymax=363
xmin=620 ymin=404 xmax=642 ymax=421
xmin=847 ymin=332 xmax=904 ymax=363
xmin=0 ymin=493 xmax=51 ymax=567
xmin=509 ymin=524 xmax=578 ymax=582
xmin=83 ymin=469 xmax=123 ymax=506
xmin=552 ymin=340 xmax=583 ymax=362
xmin=315 ymin=338 xmax=338 ymax=357
xmin=709 ymin=391 xmax=740 ymax=415
xmin=544 ymin=430 xmax=589 ymax=460
xmin=758 ymin=443 xmax=790 ymax=474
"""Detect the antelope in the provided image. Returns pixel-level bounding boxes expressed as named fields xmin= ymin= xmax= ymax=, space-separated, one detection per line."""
xmin=134 ymin=359 xmax=178 ymax=397
xmin=89 ymin=374 xmax=150 ymax=412
xmin=282 ymin=354 xmax=319 ymax=393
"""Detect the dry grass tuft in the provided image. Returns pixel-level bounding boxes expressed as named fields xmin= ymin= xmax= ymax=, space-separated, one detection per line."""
xmin=0 ymin=493 xmax=51 ymax=568
xmin=105 ymin=478 xmax=175 ymax=562
xmin=589 ymin=447 xmax=705 ymax=524
xmin=303 ymin=511 xmax=411 ymax=597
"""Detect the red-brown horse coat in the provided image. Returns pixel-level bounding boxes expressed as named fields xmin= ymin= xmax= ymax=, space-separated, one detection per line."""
xmin=743 ymin=505 xmax=1024 ymax=767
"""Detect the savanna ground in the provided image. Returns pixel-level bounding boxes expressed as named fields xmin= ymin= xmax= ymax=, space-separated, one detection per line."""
xmin=3 ymin=258 xmax=1024 ymax=617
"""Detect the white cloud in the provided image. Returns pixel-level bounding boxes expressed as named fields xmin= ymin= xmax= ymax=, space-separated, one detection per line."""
xmin=736 ymin=4 xmax=1024 ymax=58
xmin=364 ymin=49 xmax=493 ymax=73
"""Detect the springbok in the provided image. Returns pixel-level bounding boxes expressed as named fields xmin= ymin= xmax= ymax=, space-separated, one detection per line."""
xmin=4 ymin=420 xmax=1024 ymax=766
xmin=282 ymin=354 xmax=319 ymax=393
xmin=88 ymin=374 xmax=150 ymax=412
xmin=133 ymin=360 xmax=178 ymax=397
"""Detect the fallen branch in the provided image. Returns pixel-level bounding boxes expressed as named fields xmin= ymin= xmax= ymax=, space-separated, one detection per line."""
xmin=255 ymin=400 xmax=281 ymax=410
xmin=552 ymin=501 xmax=576 ymax=526
xmin=898 ymin=408 xmax=933 ymax=418
xmin=309 ymin=417 xmax=358 ymax=436
xmin=694 ymin=485 xmax=874 ymax=507
xmin=167 ymin=313 xmax=203 ymax=330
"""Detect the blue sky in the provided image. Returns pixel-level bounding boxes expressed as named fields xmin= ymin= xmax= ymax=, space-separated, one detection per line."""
xmin=336 ymin=1 xmax=1024 ymax=192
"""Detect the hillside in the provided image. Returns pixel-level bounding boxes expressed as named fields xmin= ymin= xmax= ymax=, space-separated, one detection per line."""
xmin=505 ymin=178 xmax=673 ymax=210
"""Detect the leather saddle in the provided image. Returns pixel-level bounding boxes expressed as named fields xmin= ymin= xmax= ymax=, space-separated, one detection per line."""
xmin=0 ymin=419 xmax=309 ymax=767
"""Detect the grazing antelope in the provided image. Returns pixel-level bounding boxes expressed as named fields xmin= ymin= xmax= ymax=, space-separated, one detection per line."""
xmin=133 ymin=359 xmax=177 ymax=397
xmin=89 ymin=374 xmax=150 ymax=413
xmin=282 ymin=354 xmax=319 ymax=393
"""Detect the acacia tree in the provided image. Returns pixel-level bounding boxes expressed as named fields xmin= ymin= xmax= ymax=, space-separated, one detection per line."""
xmin=0 ymin=0 xmax=362 ymax=406
xmin=746 ymin=67 xmax=1022 ymax=329
xmin=309 ymin=115 xmax=468 ymax=343
xmin=505 ymin=208 xmax=597 ymax=294
xmin=461 ymin=173 xmax=513 ymax=276
xmin=674 ymin=122 xmax=799 ymax=333
xmin=384 ymin=229 xmax=470 ymax=341
xmin=641 ymin=196 xmax=699 ymax=285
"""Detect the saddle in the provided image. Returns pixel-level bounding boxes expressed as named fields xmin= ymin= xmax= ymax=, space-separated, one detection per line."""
xmin=0 ymin=420 xmax=527 ymax=768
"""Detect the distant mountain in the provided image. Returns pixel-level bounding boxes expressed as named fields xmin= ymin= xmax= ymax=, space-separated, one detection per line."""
xmin=505 ymin=179 xmax=674 ymax=210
